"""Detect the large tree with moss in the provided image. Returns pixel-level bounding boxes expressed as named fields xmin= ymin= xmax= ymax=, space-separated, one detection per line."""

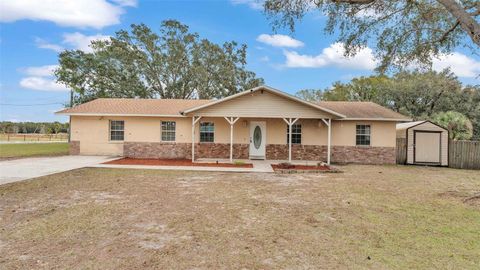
xmin=56 ymin=20 xmax=264 ymax=105
xmin=264 ymin=0 xmax=479 ymax=72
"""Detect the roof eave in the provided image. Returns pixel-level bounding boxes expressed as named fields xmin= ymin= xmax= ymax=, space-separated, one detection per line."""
xmin=339 ymin=118 xmax=413 ymax=122
xmin=55 ymin=112 xmax=186 ymax=117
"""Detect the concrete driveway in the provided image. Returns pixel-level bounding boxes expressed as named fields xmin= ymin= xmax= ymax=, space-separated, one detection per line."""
xmin=0 ymin=156 xmax=118 ymax=185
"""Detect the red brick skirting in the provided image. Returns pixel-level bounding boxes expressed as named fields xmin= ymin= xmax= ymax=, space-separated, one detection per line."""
xmin=69 ymin=141 xmax=80 ymax=155
xmin=195 ymin=143 xmax=249 ymax=159
xmin=124 ymin=142 xmax=249 ymax=159
xmin=123 ymin=142 xmax=394 ymax=164
xmin=266 ymin=144 xmax=395 ymax=164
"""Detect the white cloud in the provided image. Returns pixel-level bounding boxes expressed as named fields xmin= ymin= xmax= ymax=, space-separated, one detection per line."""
xmin=23 ymin=65 xmax=59 ymax=77
xmin=260 ymin=56 xmax=270 ymax=62
xmin=19 ymin=65 xmax=69 ymax=92
xmin=20 ymin=77 xmax=68 ymax=92
xmin=35 ymin=38 xmax=64 ymax=52
xmin=0 ymin=0 xmax=137 ymax=29
xmin=231 ymin=0 xmax=264 ymax=10
xmin=62 ymin=32 xmax=110 ymax=52
xmin=257 ymin=34 xmax=304 ymax=48
xmin=284 ymin=42 xmax=378 ymax=70
xmin=432 ymin=52 xmax=480 ymax=78
xmin=111 ymin=0 xmax=137 ymax=7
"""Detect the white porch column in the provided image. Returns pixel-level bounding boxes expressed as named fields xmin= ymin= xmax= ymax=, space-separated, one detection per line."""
xmin=224 ymin=117 xmax=240 ymax=163
xmin=283 ymin=117 xmax=299 ymax=163
xmin=191 ymin=116 xmax=202 ymax=162
xmin=321 ymin=118 xmax=332 ymax=165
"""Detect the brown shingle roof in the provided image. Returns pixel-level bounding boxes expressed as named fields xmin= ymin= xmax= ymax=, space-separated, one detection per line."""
xmin=56 ymin=97 xmax=411 ymax=121
xmin=317 ymin=101 xmax=411 ymax=120
xmin=56 ymin=98 xmax=212 ymax=116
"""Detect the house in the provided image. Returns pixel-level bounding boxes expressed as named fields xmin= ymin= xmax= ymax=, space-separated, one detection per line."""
xmin=56 ymin=86 xmax=411 ymax=164
xmin=396 ymin=121 xmax=449 ymax=166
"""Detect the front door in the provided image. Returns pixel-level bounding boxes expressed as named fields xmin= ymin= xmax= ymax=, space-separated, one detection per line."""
xmin=249 ymin=121 xmax=266 ymax=159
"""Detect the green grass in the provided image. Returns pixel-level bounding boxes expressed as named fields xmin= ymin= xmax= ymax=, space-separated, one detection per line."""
xmin=0 ymin=143 xmax=69 ymax=158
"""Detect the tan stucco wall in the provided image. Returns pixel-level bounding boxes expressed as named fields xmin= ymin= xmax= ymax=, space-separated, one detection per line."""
xmin=188 ymin=90 xmax=337 ymax=119
xmin=71 ymin=116 xmax=397 ymax=155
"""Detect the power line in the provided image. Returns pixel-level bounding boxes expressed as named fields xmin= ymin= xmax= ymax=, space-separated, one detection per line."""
xmin=0 ymin=102 xmax=65 ymax=106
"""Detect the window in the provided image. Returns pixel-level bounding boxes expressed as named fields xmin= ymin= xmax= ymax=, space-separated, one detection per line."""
xmin=287 ymin=124 xmax=302 ymax=144
xmin=161 ymin=121 xmax=176 ymax=141
xmin=356 ymin=124 xmax=371 ymax=146
xmin=109 ymin=120 xmax=124 ymax=141
xmin=200 ymin=122 xmax=214 ymax=142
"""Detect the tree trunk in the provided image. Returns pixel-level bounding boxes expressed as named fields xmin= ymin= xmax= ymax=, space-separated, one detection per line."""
xmin=436 ymin=0 xmax=480 ymax=47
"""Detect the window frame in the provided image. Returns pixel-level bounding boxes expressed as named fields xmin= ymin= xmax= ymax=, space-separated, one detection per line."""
xmin=286 ymin=123 xmax=302 ymax=145
xmin=109 ymin=120 xmax=124 ymax=142
xmin=356 ymin=124 xmax=371 ymax=146
xmin=161 ymin=121 xmax=176 ymax=142
xmin=199 ymin=122 xmax=215 ymax=143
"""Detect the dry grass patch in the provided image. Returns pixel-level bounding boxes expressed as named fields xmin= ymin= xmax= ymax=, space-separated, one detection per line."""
xmin=0 ymin=165 xmax=479 ymax=269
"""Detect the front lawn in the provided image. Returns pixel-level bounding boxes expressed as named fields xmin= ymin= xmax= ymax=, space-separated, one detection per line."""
xmin=0 ymin=143 xmax=69 ymax=159
xmin=0 ymin=165 xmax=479 ymax=269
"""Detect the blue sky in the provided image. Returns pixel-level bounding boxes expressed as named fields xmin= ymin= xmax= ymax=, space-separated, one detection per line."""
xmin=1 ymin=0 xmax=479 ymax=123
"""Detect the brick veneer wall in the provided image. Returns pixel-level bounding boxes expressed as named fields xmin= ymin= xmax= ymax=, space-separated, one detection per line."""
xmin=123 ymin=142 xmax=249 ymax=159
xmin=69 ymin=140 xmax=80 ymax=155
xmin=123 ymin=141 xmax=394 ymax=164
xmin=331 ymin=146 xmax=396 ymax=164
xmin=266 ymin=144 xmax=395 ymax=164
xmin=195 ymin=143 xmax=249 ymax=159
xmin=124 ymin=142 xmax=191 ymax=159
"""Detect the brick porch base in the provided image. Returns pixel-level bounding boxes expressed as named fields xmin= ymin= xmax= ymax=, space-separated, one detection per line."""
xmin=122 ymin=142 xmax=395 ymax=164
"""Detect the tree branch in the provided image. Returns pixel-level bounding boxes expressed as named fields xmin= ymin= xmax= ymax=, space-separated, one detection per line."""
xmin=436 ymin=0 xmax=480 ymax=46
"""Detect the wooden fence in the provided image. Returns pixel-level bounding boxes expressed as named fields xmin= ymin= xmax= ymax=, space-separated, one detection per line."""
xmin=448 ymin=140 xmax=480 ymax=170
xmin=0 ymin=133 xmax=68 ymax=142
xmin=396 ymin=138 xmax=407 ymax=165
xmin=396 ymin=138 xmax=480 ymax=170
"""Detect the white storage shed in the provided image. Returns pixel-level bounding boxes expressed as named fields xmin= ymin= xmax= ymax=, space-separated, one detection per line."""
xmin=396 ymin=121 xmax=449 ymax=166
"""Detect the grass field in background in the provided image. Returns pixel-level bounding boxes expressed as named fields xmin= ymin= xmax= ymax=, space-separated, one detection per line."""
xmin=0 ymin=143 xmax=69 ymax=158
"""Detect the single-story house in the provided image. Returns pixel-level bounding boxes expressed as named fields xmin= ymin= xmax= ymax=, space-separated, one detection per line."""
xmin=396 ymin=120 xmax=449 ymax=166
xmin=56 ymin=85 xmax=411 ymax=164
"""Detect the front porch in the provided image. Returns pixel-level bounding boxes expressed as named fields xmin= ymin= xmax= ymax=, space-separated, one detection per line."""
xmin=189 ymin=116 xmax=334 ymax=164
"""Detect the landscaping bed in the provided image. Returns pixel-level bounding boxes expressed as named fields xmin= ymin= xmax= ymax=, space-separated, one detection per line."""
xmin=271 ymin=162 xmax=340 ymax=173
xmin=103 ymin=158 xmax=253 ymax=168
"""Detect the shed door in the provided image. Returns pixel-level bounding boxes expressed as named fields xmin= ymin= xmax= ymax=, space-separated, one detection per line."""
xmin=415 ymin=132 xmax=441 ymax=163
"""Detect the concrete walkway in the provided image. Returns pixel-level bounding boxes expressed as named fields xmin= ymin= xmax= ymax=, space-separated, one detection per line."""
xmin=0 ymin=155 xmax=118 ymax=185
xmin=92 ymin=160 xmax=275 ymax=173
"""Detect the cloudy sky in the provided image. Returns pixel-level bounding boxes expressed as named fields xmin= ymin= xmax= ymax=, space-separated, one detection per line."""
xmin=1 ymin=0 xmax=479 ymax=122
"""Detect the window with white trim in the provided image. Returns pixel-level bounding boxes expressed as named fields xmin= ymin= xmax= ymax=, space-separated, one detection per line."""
xmin=109 ymin=120 xmax=124 ymax=141
xmin=161 ymin=121 xmax=176 ymax=141
xmin=287 ymin=124 xmax=302 ymax=144
xmin=200 ymin=122 xmax=214 ymax=142
xmin=356 ymin=124 xmax=371 ymax=146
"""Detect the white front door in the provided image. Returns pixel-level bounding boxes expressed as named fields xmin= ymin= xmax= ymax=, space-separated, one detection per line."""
xmin=249 ymin=121 xmax=266 ymax=159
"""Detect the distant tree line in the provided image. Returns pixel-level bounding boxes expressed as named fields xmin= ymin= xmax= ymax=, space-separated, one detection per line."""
xmin=295 ymin=70 xmax=480 ymax=140
xmin=0 ymin=122 xmax=69 ymax=134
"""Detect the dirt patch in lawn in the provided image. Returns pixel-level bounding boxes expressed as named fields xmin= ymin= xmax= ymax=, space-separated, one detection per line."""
xmin=271 ymin=163 xmax=335 ymax=173
xmin=104 ymin=158 xmax=253 ymax=168
xmin=1 ymin=165 xmax=479 ymax=269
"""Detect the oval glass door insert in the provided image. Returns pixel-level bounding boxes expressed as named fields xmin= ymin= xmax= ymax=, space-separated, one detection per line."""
xmin=253 ymin=126 xmax=262 ymax=149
